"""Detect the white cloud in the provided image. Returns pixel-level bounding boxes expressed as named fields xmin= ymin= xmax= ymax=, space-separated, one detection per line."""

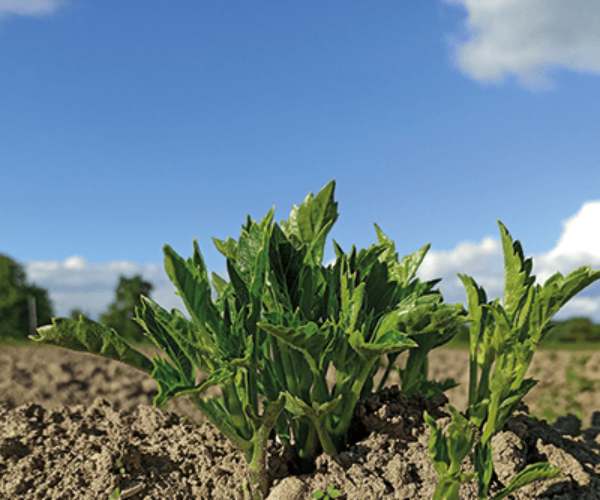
xmin=445 ymin=0 xmax=600 ymax=88
xmin=0 ymin=0 xmax=67 ymax=18
xmin=418 ymin=199 xmax=600 ymax=321
xmin=534 ymin=201 xmax=600 ymax=282
xmin=417 ymin=235 xmax=505 ymax=308
xmin=24 ymin=256 xmax=186 ymax=322
xmin=557 ymin=296 xmax=600 ymax=318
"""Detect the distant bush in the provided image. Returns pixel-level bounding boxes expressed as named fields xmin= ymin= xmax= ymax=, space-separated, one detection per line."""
xmin=448 ymin=317 xmax=600 ymax=346
xmin=543 ymin=317 xmax=600 ymax=344
xmin=0 ymin=254 xmax=54 ymax=341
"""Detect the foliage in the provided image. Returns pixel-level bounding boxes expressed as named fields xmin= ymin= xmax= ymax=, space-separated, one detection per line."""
xmin=543 ymin=316 xmax=600 ymax=344
xmin=451 ymin=317 xmax=600 ymax=348
xmin=32 ymin=181 xmax=468 ymax=499
xmin=425 ymin=406 xmax=476 ymax=499
xmin=100 ymin=275 xmax=153 ymax=344
xmin=0 ymin=253 xmax=54 ymax=340
xmin=30 ymin=184 xmax=600 ymax=499
xmin=426 ymin=221 xmax=600 ymax=499
xmin=312 ymin=483 xmax=341 ymax=499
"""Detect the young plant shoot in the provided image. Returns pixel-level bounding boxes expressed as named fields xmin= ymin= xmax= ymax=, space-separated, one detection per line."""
xmin=426 ymin=221 xmax=600 ymax=500
xmin=30 ymin=181 xmax=600 ymax=499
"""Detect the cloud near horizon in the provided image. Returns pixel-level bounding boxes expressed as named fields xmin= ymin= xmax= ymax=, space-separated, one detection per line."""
xmin=418 ymin=200 xmax=600 ymax=320
xmin=0 ymin=0 xmax=67 ymax=19
xmin=24 ymin=257 xmax=184 ymax=322
xmin=445 ymin=0 xmax=600 ymax=88
xmin=23 ymin=200 xmax=600 ymax=324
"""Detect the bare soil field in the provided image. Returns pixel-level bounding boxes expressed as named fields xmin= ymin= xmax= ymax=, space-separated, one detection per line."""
xmin=1 ymin=345 xmax=600 ymax=499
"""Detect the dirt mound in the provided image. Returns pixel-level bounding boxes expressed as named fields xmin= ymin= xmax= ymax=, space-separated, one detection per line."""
xmin=1 ymin=346 xmax=600 ymax=499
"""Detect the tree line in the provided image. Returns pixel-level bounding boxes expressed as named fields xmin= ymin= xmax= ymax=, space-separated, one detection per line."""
xmin=0 ymin=253 xmax=153 ymax=344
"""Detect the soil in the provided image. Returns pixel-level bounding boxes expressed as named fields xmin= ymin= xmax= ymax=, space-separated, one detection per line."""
xmin=1 ymin=345 xmax=600 ymax=499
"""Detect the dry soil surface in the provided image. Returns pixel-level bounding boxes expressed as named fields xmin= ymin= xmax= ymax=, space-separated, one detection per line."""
xmin=1 ymin=345 xmax=600 ymax=499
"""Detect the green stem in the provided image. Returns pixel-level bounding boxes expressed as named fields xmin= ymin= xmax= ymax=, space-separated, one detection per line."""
xmin=376 ymin=356 xmax=396 ymax=393
xmin=401 ymin=348 xmax=428 ymax=397
xmin=468 ymin=325 xmax=480 ymax=412
xmin=298 ymin=422 xmax=320 ymax=461
xmin=329 ymin=358 xmax=376 ymax=438
xmin=244 ymin=425 xmax=270 ymax=500
xmin=187 ymin=393 xmax=253 ymax=455
xmin=243 ymin=393 xmax=287 ymax=499
xmin=315 ymin=416 xmax=338 ymax=456
xmin=280 ymin=343 xmax=299 ymax=396
xmin=476 ymin=349 xmax=494 ymax=405
xmin=481 ymin=389 xmax=501 ymax=447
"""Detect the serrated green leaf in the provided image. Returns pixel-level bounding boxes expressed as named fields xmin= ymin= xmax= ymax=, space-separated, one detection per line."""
xmin=534 ymin=266 xmax=600 ymax=329
xmin=474 ymin=441 xmax=494 ymax=499
xmin=134 ymin=296 xmax=199 ymax=379
xmin=227 ymin=258 xmax=250 ymax=308
xmin=280 ymin=180 xmax=338 ymax=265
xmin=349 ymin=328 xmax=415 ymax=364
xmin=151 ymin=354 xmax=197 ymax=408
xmin=212 ymin=236 xmax=238 ymax=260
xmin=492 ymin=463 xmax=561 ymax=500
xmin=268 ymin=222 xmax=307 ymax=309
xmin=258 ymin=321 xmax=330 ymax=373
xmin=163 ymin=243 xmax=221 ymax=334
xmin=32 ymin=316 xmax=154 ymax=374
xmin=446 ymin=405 xmax=476 ymax=465
xmin=498 ymin=221 xmax=536 ymax=319
xmin=390 ymin=294 xmax=468 ymax=338
xmin=233 ymin=207 xmax=274 ymax=284
xmin=178 ymin=367 xmax=234 ymax=399
xmin=211 ymin=272 xmax=229 ymax=299
xmin=375 ymin=223 xmax=431 ymax=285
xmin=285 ymin=392 xmax=343 ymax=419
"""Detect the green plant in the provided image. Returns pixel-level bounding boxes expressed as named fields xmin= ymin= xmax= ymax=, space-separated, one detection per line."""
xmin=107 ymin=459 xmax=127 ymax=499
xmin=31 ymin=181 xmax=467 ymax=499
xmin=312 ymin=483 xmax=341 ymax=499
xmin=542 ymin=317 xmax=600 ymax=344
xmin=425 ymin=221 xmax=600 ymax=499
xmin=425 ymin=406 xmax=477 ymax=499
xmin=30 ymin=183 xmax=600 ymax=499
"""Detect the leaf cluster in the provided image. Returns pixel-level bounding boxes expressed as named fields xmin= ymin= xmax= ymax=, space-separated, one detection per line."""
xmin=31 ymin=181 xmax=468 ymax=499
xmin=30 ymin=183 xmax=599 ymax=500
xmin=426 ymin=221 xmax=600 ymax=499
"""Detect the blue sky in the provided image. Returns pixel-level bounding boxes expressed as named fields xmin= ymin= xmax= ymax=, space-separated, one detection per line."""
xmin=2 ymin=0 xmax=600 ymax=322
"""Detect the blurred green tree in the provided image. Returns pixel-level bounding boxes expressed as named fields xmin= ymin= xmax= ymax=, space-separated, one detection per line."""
xmin=566 ymin=317 xmax=600 ymax=343
xmin=100 ymin=275 xmax=153 ymax=345
xmin=69 ymin=308 xmax=92 ymax=321
xmin=544 ymin=317 xmax=600 ymax=344
xmin=0 ymin=253 xmax=54 ymax=340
